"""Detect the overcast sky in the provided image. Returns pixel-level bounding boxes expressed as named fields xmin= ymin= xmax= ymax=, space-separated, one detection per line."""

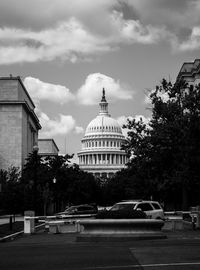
xmin=0 ymin=0 xmax=200 ymax=162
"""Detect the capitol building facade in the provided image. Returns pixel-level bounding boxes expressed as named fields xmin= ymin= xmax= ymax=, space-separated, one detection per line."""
xmin=78 ymin=89 xmax=128 ymax=178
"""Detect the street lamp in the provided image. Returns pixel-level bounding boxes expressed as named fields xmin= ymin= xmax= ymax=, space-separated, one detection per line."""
xmin=33 ymin=144 xmax=39 ymax=215
xmin=52 ymin=177 xmax=57 ymax=213
xmin=53 ymin=177 xmax=57 ymax=184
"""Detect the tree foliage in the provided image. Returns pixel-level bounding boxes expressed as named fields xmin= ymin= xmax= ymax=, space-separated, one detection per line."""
xmin=0 ymin=153 xmax=100 ymax=215
xmin=117 ymin=79 xmax=200 ymax=210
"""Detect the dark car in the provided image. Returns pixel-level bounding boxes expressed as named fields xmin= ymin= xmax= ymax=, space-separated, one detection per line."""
xmin=96 ymin=203 xmax=147 ymax=219
xmin=58 ymin=204 xmax=98 ymax=217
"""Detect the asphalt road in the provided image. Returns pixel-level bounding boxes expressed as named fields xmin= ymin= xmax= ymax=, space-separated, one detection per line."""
xmin=1 ymin=233 xmax=200 ymax=269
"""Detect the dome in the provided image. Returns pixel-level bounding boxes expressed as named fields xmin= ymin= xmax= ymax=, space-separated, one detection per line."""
xmin=85 ymin=115 xmax=122 ymax=135
xmin=78 ymin=88 xmax=128 ymax=178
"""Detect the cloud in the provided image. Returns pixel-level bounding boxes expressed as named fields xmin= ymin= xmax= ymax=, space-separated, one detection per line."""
xmin=126 ymin=0 xmax=200 ymax=31
xmin=0 ymin=1 xmax=199 ymax=65
xmin=24 ymin=77 xmax=75 ymax=105
xmin=117 ymin=115 xmax=150 ymax=137
xmin=175 ymin=26 xmax=200 ymax=51
xmin=77 ymin=73 xmax=133 ymax=105
xmin=144 ymin=87 xmax=173 ymax=104
xmin=134 ymin=114 xmax=150 ymax=125
xmin=110 ymin=11 xmax=166 ymax=45
xmin=0 ymin=0 xmax=115 ymax=30
xmin=117 ymin=115 xmax=133 ymax=127
xmin=0 ymin=18 xmax=114 ymax=65
xmin=39 ymin=112 xmax=83 ymax=138
xmin=74 ymin=126 xmax=84 ymax=134
xmin=0 ymin=11 xmax=176 ymax=65
xmin=117 ymin=115 xmax=134 ymax=137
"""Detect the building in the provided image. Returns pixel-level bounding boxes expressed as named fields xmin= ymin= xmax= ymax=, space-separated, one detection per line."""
xmin=38 ymin=139 xmax=59 ymax=157
xmin=176 ymin=59 xmax=200 ymax=85
xmin=78 ymin=89 xmax=128 ymax=178
xmin=0 ymin=76 xmax=41 ymax=170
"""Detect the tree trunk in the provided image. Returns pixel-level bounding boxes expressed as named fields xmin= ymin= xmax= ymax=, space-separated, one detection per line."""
xmin=182 ymin=181 xmax=188 ymax=211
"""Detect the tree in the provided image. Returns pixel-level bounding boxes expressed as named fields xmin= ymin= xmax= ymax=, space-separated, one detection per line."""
xmin=122 ymin=79 xmax=200 ymax=210
xmin=0 ymin=166 xmax=23 ymax=214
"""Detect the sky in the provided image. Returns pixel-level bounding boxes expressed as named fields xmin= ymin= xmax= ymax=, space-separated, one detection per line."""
xmin=0 ymin=0 xmax=200 ymax=162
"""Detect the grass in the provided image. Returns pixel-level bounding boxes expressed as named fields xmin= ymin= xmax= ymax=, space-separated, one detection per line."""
xmin=0 ymin=221 xmax=24 ymax=238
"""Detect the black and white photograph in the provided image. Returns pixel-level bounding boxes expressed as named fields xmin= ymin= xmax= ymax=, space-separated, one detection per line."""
xmin=1 ymin=0 xmax=200 ymax=269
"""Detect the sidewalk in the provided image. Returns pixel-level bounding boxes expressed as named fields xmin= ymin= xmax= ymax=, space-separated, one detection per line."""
xmin=2 ymin=227 xmax=200 ymax=246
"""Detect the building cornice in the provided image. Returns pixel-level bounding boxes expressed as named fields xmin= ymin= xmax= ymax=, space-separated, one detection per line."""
xmin=0 ymin=76 xmax=35 ymax=109
xmin=0 ymin=100 xmax=41 ymax=129
xmin=77 ymin=149 xmax=126 ymax=155
xmin=176 ymin=59 xmax=200 ymax=83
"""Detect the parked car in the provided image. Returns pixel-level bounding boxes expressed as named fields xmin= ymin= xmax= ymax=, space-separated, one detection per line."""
xmin=109 ymin=200 xmax=164 ymax=220
xmin=57 ymin=204 xmax=98 ymax=217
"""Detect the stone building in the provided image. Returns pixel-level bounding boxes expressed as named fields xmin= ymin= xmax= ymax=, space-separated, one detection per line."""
xmin=176 ymin=59 xmax=200 ymax=85
xmin=38 ymin=139 xmax=59 ymax=157
xmin=0 ymin=76 xmax=41 ymax=170
xmin=78 ymin=89 xmax=128 ymax=178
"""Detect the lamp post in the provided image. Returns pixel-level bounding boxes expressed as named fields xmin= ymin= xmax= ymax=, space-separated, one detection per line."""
xmin=33 ymin=145 xmax=39 ymax=215
xmin=53 ymin=177 xmax=57 ymax=213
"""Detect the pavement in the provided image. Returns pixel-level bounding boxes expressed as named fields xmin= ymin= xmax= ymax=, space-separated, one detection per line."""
xmin=1 ymin=229 xmax=200 ymax=269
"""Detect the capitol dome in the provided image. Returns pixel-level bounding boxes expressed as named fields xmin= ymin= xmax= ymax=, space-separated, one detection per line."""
xmin=78 ymin=89 xmax=128 ymax=178
xmin=85 ymin=115 xmax=122 ymax=135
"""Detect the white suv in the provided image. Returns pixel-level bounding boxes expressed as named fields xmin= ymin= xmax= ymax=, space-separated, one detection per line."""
xmin=110 ymin=200 xmax=164 ymax=219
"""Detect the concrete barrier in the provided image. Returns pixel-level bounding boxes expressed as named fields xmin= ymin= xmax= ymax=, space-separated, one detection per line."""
xmin=48 ymin=220 xmax=78 ymax=234
xmin=77 ymin=219 xmax=166 ymax=241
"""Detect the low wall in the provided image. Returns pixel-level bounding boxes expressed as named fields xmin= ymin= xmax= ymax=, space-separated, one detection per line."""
xmin=77 ymin=219 xmax=166 ymax=241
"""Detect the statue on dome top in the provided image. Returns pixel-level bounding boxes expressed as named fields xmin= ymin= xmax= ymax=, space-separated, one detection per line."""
xmin=101 ymin=88 xmax=107 ymax=102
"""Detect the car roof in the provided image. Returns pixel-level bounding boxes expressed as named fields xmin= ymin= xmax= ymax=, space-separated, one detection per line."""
xmin=116 ymin=200 xmax=160 ymax=204
xmin=67 ymin=204 xmax=94 ymax=208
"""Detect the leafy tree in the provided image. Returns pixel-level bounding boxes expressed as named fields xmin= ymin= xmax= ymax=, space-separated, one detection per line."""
xmin=21 ymin=151 xmax=50 ymax=215
xmin=122 ymin=79 xmax=200 ymax=210
xmin=0 ymin=166 xmax=23 ymax=214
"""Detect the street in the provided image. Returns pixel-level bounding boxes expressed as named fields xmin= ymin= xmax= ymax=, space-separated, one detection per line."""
xmin=1 ymin=232 xmax=200 ymax=269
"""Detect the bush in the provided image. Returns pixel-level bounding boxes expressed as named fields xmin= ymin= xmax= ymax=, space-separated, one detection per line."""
xmin=96 ymin=209 xmax=147 ymax=219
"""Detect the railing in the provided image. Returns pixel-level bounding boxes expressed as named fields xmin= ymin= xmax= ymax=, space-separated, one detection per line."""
xmin=23 ymin=210 xmax=200 ymax=234
xmin=24 ymin=214 xmax=96 ymax=234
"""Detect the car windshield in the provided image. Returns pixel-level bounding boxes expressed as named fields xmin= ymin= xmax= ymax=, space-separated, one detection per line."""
xmin=110 ymin=203 xmax=136 ymax=211
xmin=64 ymin=206 xmax=77 ymax=214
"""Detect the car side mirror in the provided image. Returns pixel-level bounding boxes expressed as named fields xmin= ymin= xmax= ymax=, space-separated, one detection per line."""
xmin=136 ymin=208 xmax=142 ymax=211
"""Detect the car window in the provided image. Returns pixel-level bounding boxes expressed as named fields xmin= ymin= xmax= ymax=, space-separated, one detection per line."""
xmin=78 ymin=206 xmax=93 ymax=211
xmin=65 ymin=206 xmax=77 ymax=213
xmin=110 ymin=203 xmax=136 ymax=211
xmin=137 ymin=203 xmax=153 ymax=211
xmin=151 ymin=203 xmax=161 ymax=209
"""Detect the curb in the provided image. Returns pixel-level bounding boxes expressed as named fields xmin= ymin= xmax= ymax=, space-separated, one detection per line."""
xmin=0 ymin=223 xmax=45 ymax=243
xmin=0 ymin=230 xmax=24 ymax=243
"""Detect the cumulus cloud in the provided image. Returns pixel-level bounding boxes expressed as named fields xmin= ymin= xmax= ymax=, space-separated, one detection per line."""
xmin=77 ymin=73 xmax=133 ymax=105
xmin=117 ymin=115 xmax=133 ymax=127
xmin=144 ymin=88 xmax=171 ymax=104
xmin=126 ymin=0 xmax=200 ymax=31
xmin=0 ymin=10 xmax=181 ymax=65
xmin=24 ymin=77 xmax=75 ymax=106
xmin=110 ymin=11 xmax=167 ymax=44
xmin=0 ymin=0 xmax=199 ymax=64
xmin=134 ymin=114 xmax=150 ymax=125
xmin=117 ymin=115 xmax=150 ymax=137
xmin=0 ymin=18 xmax=113 ymax=65
xmin=176 ymin=26 xmax=200 ymax=51
xmin=0 ymin=0 xmax=115 ymax=30
xmin=39 ymin=112 xmax=84 ymax=138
